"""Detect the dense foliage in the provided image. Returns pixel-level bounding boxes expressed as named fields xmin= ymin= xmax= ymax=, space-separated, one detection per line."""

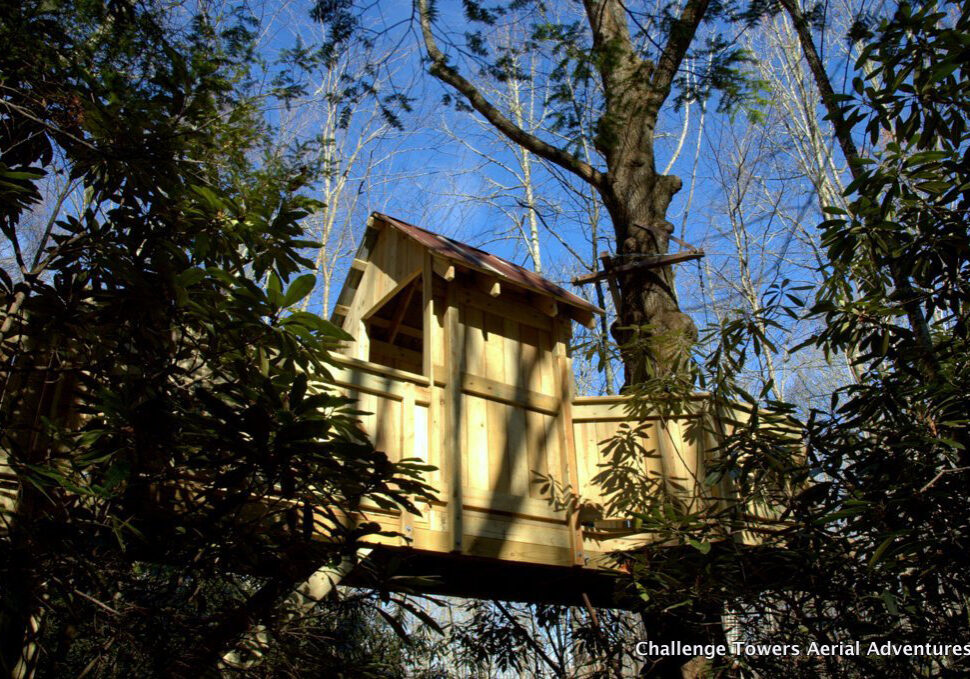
xmin=616 ymin=1 xmax=970 ymax=676
xmin=3 ymin=0 xmax=968 ymax=676
xmin=0 ymin=0 xmax=432 ymax=674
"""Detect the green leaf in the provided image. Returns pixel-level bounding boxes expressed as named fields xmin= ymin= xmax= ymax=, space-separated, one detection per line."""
xmin=869 ymin=534 xmax=897 ymax=568
xmin=375 ymin=606 xmax=411 ymax=641
xmin=289 ymin=373 xmax=308 ymax=407
xmin=102 ymin=461 xmax=131 ymax=492
xmin=881 ymin=591 xmax=899 ymax=616
xmin=394 ymin=598 xmax=445 ymax=635
xmin=687 ymin=538 xmax=711 ymax=554
xmin=177 ymin=267 xmax=207 ymax=288
xmin=267 ymin=271 xmax=283 ymax=306
xmin=282 ymin=273 xmax=316 ymax=307
xmin=190 ymin=184 xmax=225 ymax=211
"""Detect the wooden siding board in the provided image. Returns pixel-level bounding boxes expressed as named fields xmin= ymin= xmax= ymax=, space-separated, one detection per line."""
xmin=484 ymin=311 xmax=505 ymax=384
xmin=399 ymin=383 xmax=415 ymax=540
xmin=465 ymin=394 xmax=490 ymax=492
xmin=506 ymin=398 xmax=530 ymax=498
xmin=486 ymin=399 xmax=510 ymax=494
xmin=517 ymin=324 xmax=541 ymax=395
xmin=459 ymin=288 xmax=552 ymax=332
xmin=444 ymin=284 xmax=463 ymax=552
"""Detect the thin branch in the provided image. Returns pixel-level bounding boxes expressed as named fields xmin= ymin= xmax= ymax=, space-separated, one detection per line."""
xmin=649 ymin=0 xmax=712 ymax=115
xmin=919 ymin=467 xmax=970 ymax=494
xmin=493 ymin=600 xmax=564 ymax=676
xmin=416 ymin=0 xmax=605 ymax=189
xmin=32 ymin=178 xmax=80 ymax=270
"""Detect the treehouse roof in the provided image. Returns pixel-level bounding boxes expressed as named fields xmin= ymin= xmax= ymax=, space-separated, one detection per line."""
xmin=332 ymin=212 xmax=604 ymax=329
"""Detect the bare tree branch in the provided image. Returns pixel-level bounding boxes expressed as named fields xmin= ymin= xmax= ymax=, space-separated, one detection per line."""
xmin=416 ymin=0 xmax=605 ymax=190
xmin=650 ymin=0 xmax=713 ymax=116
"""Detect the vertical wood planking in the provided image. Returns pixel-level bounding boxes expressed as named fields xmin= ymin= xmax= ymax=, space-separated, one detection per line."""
xmin=421 ymin=252 xmax=441 ymax=501
xmin=537 ymin=328 xmax=555 ymax=395
xmin=552 ymin=319 xmax=586 ymax=567
xmin=357 ymin=390 xmax=376 ymax=447
xmin=507 ymin=400 xmax=530 ymax=497
xmin=385 ymin=396 xmax=401 ymax=462
xmin=640 ymin=420 xmax=663 ymax=480
xmin=463 ymin=298 xmax=489 ymax=492
xmin=517 ymin=325 xmax=540 ymax=395
xmin=583 ymin=421 xmax=602 ymax=497
xmin=463 ymin=308 xmax=489 ymax=496
xmin=525 ymin=409 xmax=546 ymax=499
xmin=660 ymin=418 xmax=695 ymax=510
xmin=413 ymin=405 xmax=432 ymax=477
xmin=502 ymin=317 xmax=519 ymax=387
xmin=422 ymin=253 xmax=434 ymax=379
xmin=484 ymin=312 xmax=505 ymax=384
xmin=573 ymin=421 xmax=593 ymax=498
xmin=444 ymin=284 xmax=463 ymax=552
xmin=434 ymin=301 xmax=445 ymax=370
xmin=482 ymin=311 xmax=508 ymax=494
xmin=465 ymin=394 xmax=490 ymax=491
xmin=399 ymin=382 xmax=415 ymax=543
xmin=463 ymin=306 xmax=485 ymax=376
xmin=546 ymin=411 xmax=563 ymax=489
xmin=486 ymin=399 xmax=509 ymax=493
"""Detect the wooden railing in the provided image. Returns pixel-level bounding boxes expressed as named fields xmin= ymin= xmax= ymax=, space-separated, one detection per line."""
xmin=324 ymin=355 xmax=734 ymax=571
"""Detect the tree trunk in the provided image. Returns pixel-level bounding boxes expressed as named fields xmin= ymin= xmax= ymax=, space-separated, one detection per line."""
xmin=603 ymin=172 xmax=697 ymax=385
xmin=582 ymin=0 xmax=700 ymax=383
xmin=778 ymin=0 xmax=938 ymax=382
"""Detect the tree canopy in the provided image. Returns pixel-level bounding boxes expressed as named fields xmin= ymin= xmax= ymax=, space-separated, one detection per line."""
xmin=612 ymin=1 xmax=970 ymax=675
xmin=0 ymin=0 xmax=432 ymax=674
xmin=3 ymin=0 xmax=970 ymax=675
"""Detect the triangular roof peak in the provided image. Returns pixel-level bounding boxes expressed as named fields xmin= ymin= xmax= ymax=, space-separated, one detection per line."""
xmin=351 ymin=212 xmax=603 ymax=326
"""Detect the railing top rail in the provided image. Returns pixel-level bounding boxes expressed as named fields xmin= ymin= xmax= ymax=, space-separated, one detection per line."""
xmin=327 ymin=353 xmax=430 ymax=387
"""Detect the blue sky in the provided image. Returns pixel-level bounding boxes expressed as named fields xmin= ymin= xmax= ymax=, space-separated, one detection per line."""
xmin=250 ymin=0 xmax=856 ymax=400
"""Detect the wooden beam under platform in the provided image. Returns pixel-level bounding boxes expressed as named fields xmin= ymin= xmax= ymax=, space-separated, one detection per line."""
xmin=341 ymin=545 xmax=623 ymax=608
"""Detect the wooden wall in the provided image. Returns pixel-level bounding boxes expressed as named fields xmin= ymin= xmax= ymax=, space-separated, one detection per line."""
xmin=571 ymin=398 xmax=712 ymax=561
xmin=339 ymin=224 xmax=425 ymax=361
xmin=327 ymin=222 xmax=750 ymax=577
xmin=326 ymin=351 xmax=727 ymax=572
xmin=328 ymin=251 xmax=588 ymax=568
xmin=437 ymin=285 xmax=561 ymax=500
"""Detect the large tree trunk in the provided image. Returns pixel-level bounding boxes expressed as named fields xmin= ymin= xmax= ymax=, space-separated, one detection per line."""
xmin=603 ymin=171 xmax=697 ymax=384
xmin=583 ymin=0 xmax=700 ymax=383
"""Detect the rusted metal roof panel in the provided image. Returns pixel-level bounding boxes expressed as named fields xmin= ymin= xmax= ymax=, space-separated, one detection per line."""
xmin=372 ymin=213 xmax=604 ymax=316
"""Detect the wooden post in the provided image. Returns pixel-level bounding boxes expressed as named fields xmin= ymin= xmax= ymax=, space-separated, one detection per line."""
xmin=552 ymin=319 xmax=586 ymax=567
xmin=399 ymin=381 xmax=415 ymax=544
xmin=422 ymin=253 xmax=439 ymax=523
xmin=599 ymin=251 xmax=622 ymax=314
xmin=444 ymin=284 xmax=464 ymax=553
xmin=422 ymin=253 xmax=435 ymax=380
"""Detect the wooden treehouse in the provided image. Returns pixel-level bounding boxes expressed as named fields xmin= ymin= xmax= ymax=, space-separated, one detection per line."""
xmin=323 ymin=213 xmax=734 ymax=607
